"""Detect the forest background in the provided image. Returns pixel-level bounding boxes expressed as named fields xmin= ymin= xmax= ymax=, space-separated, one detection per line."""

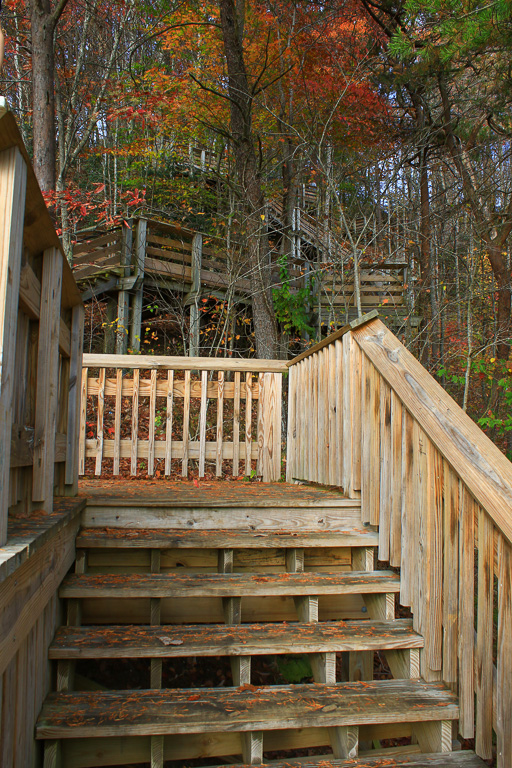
xmin=2 ymin=0 xmax=512 ymax=457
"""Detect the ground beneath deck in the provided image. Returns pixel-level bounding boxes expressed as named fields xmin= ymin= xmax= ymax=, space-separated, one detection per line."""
xmin=78 ymin=479 xmax=349 ymax=506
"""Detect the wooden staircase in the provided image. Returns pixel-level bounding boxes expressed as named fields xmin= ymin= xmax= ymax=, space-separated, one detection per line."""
xmin=36 ymin=486 xmax=486 ymax=768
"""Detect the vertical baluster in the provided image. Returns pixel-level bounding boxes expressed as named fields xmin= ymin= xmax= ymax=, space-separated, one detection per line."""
xmin=130 ymin=369 xmax=139 ymax=476
xmin=113 ymin=369 xmax=122 ymax=475
xmin=245 ymin=372 xmax=252 ymax=476
xmin=182 ymin=370 xmax=190 ymax=478
xmin=233 ymin=371 xmax=240 ymax=477
xmin=79 ymin=367 xmax=88 ymax=476
xmin=95 ymin=368 xmax=105 ymax=476
xmin=216 ymin=371 xmax=224 ymax=477
xmin=199 ymin=370 xmax=207 ymax=478
xmin=164 ymin=370 xmax=174 ymax=476
xmin=148 ymin=368 xmax=157 ymax=476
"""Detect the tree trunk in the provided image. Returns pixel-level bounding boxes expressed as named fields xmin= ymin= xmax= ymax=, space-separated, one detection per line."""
xmin=219 ymin=0 xmax=280 ymax=359
xmin=487 ymin=240 xmax=511 ymax=359
xmin=30 ymin=0 xmax=57 ymax=191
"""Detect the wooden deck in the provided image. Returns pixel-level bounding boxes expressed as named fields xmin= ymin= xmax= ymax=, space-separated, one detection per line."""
xmin=79 ymin=479 xmax=352 ymax=506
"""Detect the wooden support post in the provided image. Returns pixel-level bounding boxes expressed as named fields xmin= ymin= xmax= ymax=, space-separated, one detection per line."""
xmin=257 ymin=372 xmax=282 ymax=482
xmin=242 ymin=731 xmax=264 ymax=765
xmin=286 ymin=548 xmax=318 ymax=622
xmin=129 ymin=218 xmax=147 ymax=352
xmin=0 ymin=146 xmax=27 ymax=544
xmin=33 ymin=247 xmax=63 ymax=507
xmin=385 ymin=648 xmax=420 ymax=679
xmin=151 ymin=735 xmax=164 ymax=768
xmin=116 ymin=221 xmax=133 ymax=355
xmin=150 ymin=548 xmax=163 ymax=764
xmin=64 ymin=304 xmax=84 ymax=493
xmin=150 ymin=549 xmax=162 ymax=688
xmin=351 ymin=546 xmax=375 ymax=679
xmin=43 ymin=740 xmax=61 ymax=768
xmin=286 ymin=547 xmax=357 ymax=760
xmin=413 ymin=720 xmax=452 ymax=753
xmin=188 ymin=232 xmax=202 ymax=357
xmin=59 ymin=548 xmax=86 ymax=695
xmin=350 ymin=542 xmax=373 ymax=753
xmin=329 ymin=726 xmax=359 ymax=760
xmin=286 ymin=364 xmax=297 ymax=482
xmin=218 ymin=550 xmax=248 ymax=684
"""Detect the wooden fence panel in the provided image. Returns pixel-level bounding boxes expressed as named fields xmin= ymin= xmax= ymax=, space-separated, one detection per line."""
xmin=80 ymin=359 xmax=283 ymax=482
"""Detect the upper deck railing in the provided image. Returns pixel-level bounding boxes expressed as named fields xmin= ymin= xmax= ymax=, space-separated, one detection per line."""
xmin=71 ymin=218 xmax=408 ymax=317
xmin=80 ymin=354 xmax=285 ymax=482
xmin=286 ymin=311 xmax=512 ymax=767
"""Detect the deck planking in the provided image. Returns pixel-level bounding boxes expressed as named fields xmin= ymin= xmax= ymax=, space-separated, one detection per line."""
xmin=222 ymin=753 xmax=487 ymax=768
xmin=76 ymin=526 xmax=379 ymax=549
xmin=78 ymin=480 xmax=357 ymax=508
xmin=59 ymin=570 xmax=400 ymax=599
xmin=36 ymin=679 xmax=458 ymax=739
xmin=49 ymin=619 xmax=423 ymax=659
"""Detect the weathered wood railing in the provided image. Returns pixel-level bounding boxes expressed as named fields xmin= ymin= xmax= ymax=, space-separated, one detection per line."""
xmin=1 ymin=108 xmax=84 ymax=766
xmin=80 ymin=354 xmax=285 ymax=481
xmin=286 ymin=311 xmax=512 ymax=767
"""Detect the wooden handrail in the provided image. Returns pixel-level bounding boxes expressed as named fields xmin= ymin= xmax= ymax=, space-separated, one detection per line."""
xmin=352 ymin=318 xmax=512 ymax=545
xmin=285 ymin=313 xmax=512 ymax=766
xmin=83 ymin=353 xmax=288 ymax=373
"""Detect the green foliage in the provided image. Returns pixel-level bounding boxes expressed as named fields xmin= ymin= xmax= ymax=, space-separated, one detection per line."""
xmin=389 ymin=0 xmax=512 ymax=64
xmin=276 ymin=655 xmax=313 ymax=683
xmin=437 ymin=355 xmax=512 ymax=459
xmin=273 ymin=257 xmax=315 ymax=336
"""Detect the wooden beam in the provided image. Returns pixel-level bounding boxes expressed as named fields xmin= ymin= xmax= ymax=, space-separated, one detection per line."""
xmin=129 ymin=218 xmax=147 ymax=352
xmin=82 ymin=353 xmax=288 ymax=373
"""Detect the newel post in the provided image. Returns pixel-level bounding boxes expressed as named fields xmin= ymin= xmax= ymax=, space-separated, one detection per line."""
xmin=0 ymin=146 xmax=27 ymax=544
xmin=257 ymin=372 xmax=282 ymax=482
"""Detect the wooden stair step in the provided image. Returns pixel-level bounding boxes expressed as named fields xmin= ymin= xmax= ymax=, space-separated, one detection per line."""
xmin=49 ymin=619 xmax=422 ymax=659
xmin=82 ymin=491 xmax=360 ymax=509
xmin=36 ymin=679 xmax=458 ymax=739
xmin=59 ymin=570 xmax=400 ymax=599
xmin=223 ymin=753 xmax=487 ymax=768
xmin=76 ymin=526 xmax=379 ymax=549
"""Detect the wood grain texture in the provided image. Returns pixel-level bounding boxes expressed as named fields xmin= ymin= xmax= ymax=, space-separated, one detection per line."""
xmin=36 ymin=679 xmax=458 ymax=739
xmin=458 ymin=487 xmax=475 ymax=738
xmin=60 ymin=569 xmax=401 ymax=599
xmin=32 ymin=248 xmax=63 ymax=504
xmin=475 ymin=508 xmax=493 ymax=759
xmin=352 ymin=318 xmax=512 ymax=545
xmin=496 ymin=534 xmax=512 ymax=768
xmin=0 ymin=146 xmax=26 ymax=542
xmin=49 ymin=619 xmax=421 ymax=661
xmin=76 ymin=526 xmax=379 ymax=550
xmin=83 ymin=353 xmax=287 ymax=373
